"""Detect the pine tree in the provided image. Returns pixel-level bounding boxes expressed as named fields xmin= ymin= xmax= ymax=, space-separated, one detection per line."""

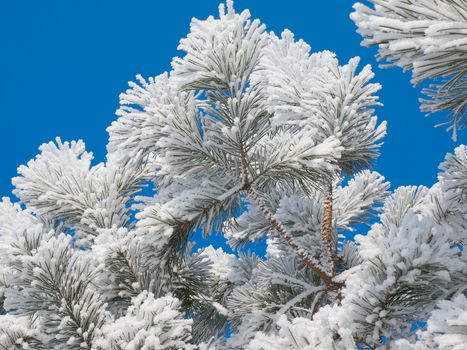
xmin=0 ymin=1 xmax=466 ymax=349
xmin=351 ymin=0 xmax=467 ymax=140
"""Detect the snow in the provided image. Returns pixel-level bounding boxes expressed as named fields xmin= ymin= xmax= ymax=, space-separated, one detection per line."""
xmin=96 ymin=291 xmax=195 ymax=350
xmin=351 ymin=0 xmax=467 ymax=140
xmin=199 ymin=245 xmax=235 ymax=280
xmin=0 ymin=1 xmax=465 ymax=349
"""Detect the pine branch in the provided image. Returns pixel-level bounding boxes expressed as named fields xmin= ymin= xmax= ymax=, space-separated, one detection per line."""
xmin=95 ymin=292 xmax=195 ymax=349
xmin=105 ymin=247 xmax=144 ymax=303
xmin=239 ymin=137 xmax=250 ymax=185
xmin=310 ymin=291 xmax=326 ymax=317
xmin=8 ymin=233 xmax=107 ymax=349
xmin=321 ymin=183 xmax=336 ymax=277
xmin=0 ymin=316 xmax=43 ymax=350
xmin=248 ymin=188 xmax=334 ymax=285
xmin=351 ymin=0 xmax=467 ymax=140
xmin=273 ymin=286 xmax=326 ymax=321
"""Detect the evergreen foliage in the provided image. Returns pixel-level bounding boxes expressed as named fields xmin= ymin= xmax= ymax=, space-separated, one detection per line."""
xmin=351 ymin=0 xmax=467 ymax=140
xmin=0 ymin=1 xmax=466 ymax=349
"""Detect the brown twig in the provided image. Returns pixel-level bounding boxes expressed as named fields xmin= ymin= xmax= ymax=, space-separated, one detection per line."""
xmin=248 ymin=188 xmax=334 ymax=285
xmin=321 ymin=183 xmax=336 ymax=277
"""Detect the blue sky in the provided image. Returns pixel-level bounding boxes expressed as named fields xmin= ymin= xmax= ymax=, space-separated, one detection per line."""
xmin=0 ymin=1 xmax=463 ymax=208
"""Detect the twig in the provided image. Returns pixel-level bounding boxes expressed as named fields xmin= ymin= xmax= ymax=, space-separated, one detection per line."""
xmin=248 ymin=188 xmax=334 ymax=285
xmin=321 ymin=183 xmax=336 ymax=277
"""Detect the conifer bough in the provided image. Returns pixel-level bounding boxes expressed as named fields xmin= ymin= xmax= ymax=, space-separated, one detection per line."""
xmin=351 ymin=0 xmax=467 ymax=140
xmin=1 ymin=1 xmax=466 ymax=349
